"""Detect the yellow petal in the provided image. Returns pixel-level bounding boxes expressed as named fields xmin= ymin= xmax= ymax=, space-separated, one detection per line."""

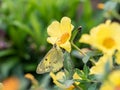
xmin=105 ymin=20 xmax=111 ymax=25
xmin=25 ymin=73 xmax=38 ymax=86
xmin=50 ymin=72 xmax=66 ymax=89
xmin=79 ymin=34 xmax=92 ymax=44
xmin=100 ymin=82 xmax=113 ymax=90
xmin=73 ymin=72 xmax=81 ymax=85
xmin=90 ymin=54 xmax=112 ymax=75
xmin=115 ymin=51 xmax=120 ymax=64
xmin=60 ymin=41 xmax=71 ymax=52
xmin=108 ymin=70 xmax=120 ymax=86
xmin=100 ymin=70 xmax=120 ymax=90
xmin=65 ymin=85 xmax=75 ymax=90
xmin=0 ymin=83 xmax=3 ymax=90
xmin=60 ymin=17 xmax=74 ymax=34
xmin=47 ymin=37 xmax=58 ymax=45
xmin=56 ymin=71 xmax=65 ymax=81
xmin=53 ymin=80 xmax=66 ymax=89
xmin=50 ymin=72 xmax=57 ymax=81
xmin=47 ymin=21 xmax=61 ymax=37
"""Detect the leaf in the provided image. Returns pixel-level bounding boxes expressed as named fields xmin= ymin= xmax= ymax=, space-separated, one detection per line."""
xmin=82 ymin=55 xmax=90 ymax=64
xmin=75 ymin=68 xmax=84 ymax=78
xmin=64 ymin=52 xmax=74 ymax=79
xmin=12 ymin=21 xmax=33 ymax=37
xmin=0 ymin=57 xmax=19 ymax=77
xmin=86 ymin=50 xmax=102 ymax=57
xmin=64 ymin=80 xmax=74 ymax=88
xmin=83 ymin=65 xmax=90 ymax=77
xmin=88 ymin=83 xmax=97 ymax=90
xmin=0 ymin=49 xmax=15 ymax=57
xmin=30 ymin=13 xmax=41 ymax=35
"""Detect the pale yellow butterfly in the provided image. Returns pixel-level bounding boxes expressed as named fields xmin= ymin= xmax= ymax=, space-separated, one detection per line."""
xmin=36 ymin=45 xmax=64 ymax=74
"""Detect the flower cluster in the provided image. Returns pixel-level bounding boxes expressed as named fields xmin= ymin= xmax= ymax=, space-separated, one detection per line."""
xmin=2 ymin=17 xmax=119 ymax=90
xmin=46 ymin=17 xmax=120 ymax=90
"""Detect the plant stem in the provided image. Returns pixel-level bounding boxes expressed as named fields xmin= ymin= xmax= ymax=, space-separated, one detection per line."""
xmin=73 ymin=83 xmax=83 ymax=90
xmin=71 ymin=26 xmax=86 ymax=56
xmin=71 ymin=42 xmax=86 ymax=56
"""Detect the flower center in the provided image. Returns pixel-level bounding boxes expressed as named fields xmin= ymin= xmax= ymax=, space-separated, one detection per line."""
xmin=57 ymin=33 xmax=69 ymax=45
xmin=102 ymin=37 xmax=115 ymax=49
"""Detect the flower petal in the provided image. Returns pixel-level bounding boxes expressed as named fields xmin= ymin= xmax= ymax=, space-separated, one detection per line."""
xmin=115 ymin=51 xmax=120 ymax=64
xmin=90 ymin=54 xmax=112 ymax=75
xmin=79 ymin=34 xmax=92 ymax=44
xmin=47 ymin=21 xmax=61 ymax=37
xmin=47 ymin=37 xmax=58 ymax=45
xmin=50 ymin=72 xmax=66 ymax=89
xmin=60 ymin=41 xmax=71 ymax=52
xmin=60 ymin=17 xmax=74 ymax=34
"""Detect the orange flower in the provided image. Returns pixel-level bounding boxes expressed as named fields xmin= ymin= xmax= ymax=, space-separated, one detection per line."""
xmin=2 ymin=77 xmax=20 ymax=90
xmin=97 ymin=3 xmax=104 ymax=9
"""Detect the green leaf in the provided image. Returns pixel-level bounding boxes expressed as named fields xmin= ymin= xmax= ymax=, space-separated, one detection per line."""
xmin=12 ymin=21 xmax=33 ymax=37
xmin=83 ymin=65 xmax=90 ymax=77
xmin=9 ymin=27 xmax=26 ymax=50
xmin=0 ymin=57 xmax=19 ymax=77
xmin=30 ymin=13 xmax=43 ymax=46
xmin=30 ymin=13 xmax=41 ymax=36
xmin=82 ymin=55 xmax=90 ymax=64
xmin=86 ymin=50 xmax=102 ymax=57
xmin=0 ymin=49 xmax=15 ymax=57
xmin=82 ymin=0 xmax=92 ymax=19
xmin=63 ymin=52 xmax=74 ymax=79
xmin=64 ymin=80 xmax=74 ymax=88
xmin=88 ymin=83 xmax=97 ymax=90
xmin=75 ymin=68 xmax=84 ymax=78
xmin=103 ymin=59 xmax=111 ymax=80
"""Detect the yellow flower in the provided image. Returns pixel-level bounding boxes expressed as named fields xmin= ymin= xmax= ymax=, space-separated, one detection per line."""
xmin=47 ymin=17 xmax=74 ymax=52
xmin=73 ymin=72 xmax=81 ymax=85
xmin=115 ymin=51 xmax=120 ymax=64
xmin=50 ymin=72 xmax=74 ymax=89
xmin=100 ymin=70 xmax=120 ymax=90
xmin=50 ymin=71 xmax=66 ymax=89
xmin=90 ymin=54 xmax=113 ymax=75
xmin=25 ymin=73 xmax=38 ymax=86
xmin=79 ymin=20 xmax=120 ymax=56
xmin=65 ymin=85 xmax=75 ymax=90
xmin=50 ymin=71 xmax=81 ymax=90
xmin=0 ymin=83 xmax=3 ymax=90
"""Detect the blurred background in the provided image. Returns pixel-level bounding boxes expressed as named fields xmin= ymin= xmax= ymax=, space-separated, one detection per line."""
xmin=0 ymin=0 xmax=120 ymax=90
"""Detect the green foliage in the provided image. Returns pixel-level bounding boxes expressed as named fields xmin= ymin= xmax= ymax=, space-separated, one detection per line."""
xmin=0 ymin=0 xmax=119 ymax=90
xmin=64 ymin=52 xmax=74 ymax=79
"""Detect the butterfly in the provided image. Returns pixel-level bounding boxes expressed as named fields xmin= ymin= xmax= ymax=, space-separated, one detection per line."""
xmin=36 ymin=45 xmax=64 ymax=74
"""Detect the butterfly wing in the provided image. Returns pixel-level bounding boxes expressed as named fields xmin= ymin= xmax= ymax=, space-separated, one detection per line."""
xmin=36 ymin=45 xmax=64 ymax=74
xmin=50 ymin=46 xmax=64 ymax=72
